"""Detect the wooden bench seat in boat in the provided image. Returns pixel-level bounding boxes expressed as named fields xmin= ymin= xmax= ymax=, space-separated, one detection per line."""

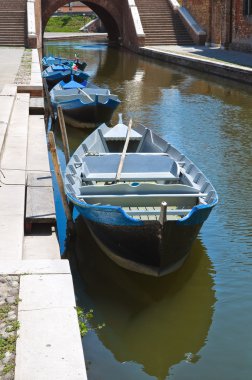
xmin=123 ymin=206 xmax=191 ymax=220
xmin=52 ymin=88 xmax=111 ymax=103
xmin=77 ymin=183 xmax=207 ymax=208
xmin=81 ymin=153 xmax=180 ymax=182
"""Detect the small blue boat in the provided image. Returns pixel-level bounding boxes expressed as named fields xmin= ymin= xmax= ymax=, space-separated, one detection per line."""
xmin=50 ymin=78 xmax=120 ymax=126
xmin=42 ymin=64 xmax=89 ymax=90
xmin=64 ymin=116 xmax=218 ymax=276
xmin=42 ymin=56 xmax=87 ymax=71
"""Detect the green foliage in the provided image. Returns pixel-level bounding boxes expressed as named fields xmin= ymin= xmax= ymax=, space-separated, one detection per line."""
xmin=6 ymin=320 xmax=20 ymax=333
xmin=76 ymin=306 xmax=105 ymax=337
xmin=0 ymin=304 xmax=20 ymax=367
xmin=3 ymin=363 xmax=15 ymax=375
xmin=0 ymin=334 xmax=18 ymax=360
xmin=45 ymin=15 xmax=93 ymax=32
xmin=0 ymin=305 xmax=11 ymax=321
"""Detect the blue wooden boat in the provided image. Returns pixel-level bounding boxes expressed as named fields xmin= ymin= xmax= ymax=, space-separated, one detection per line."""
xmin=50 ymin=78 xmax=120 ymax=126
xmin=42 ymin=64 xmax=89 ymax=90
xmin=42 ymin=56 xmax=87 ymax=71
xmin=64 ymin=115 xmax=218 ymax=276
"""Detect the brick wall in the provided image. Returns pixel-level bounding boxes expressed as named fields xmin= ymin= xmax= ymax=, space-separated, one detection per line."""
xmin=231 ymin=0 xmax=252 ymax=52
xmin=182 ymin=0 xmax=252 ymax=51
xmin=182 ymin=0 xmax=211 ymax=35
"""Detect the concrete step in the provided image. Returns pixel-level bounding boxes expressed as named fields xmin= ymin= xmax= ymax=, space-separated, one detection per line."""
xmin=135 ymin=0 xmax=194 ymax=46
xmin=0 ymin=35 xmax=25 ymax=40
xmin=1 ymin=93 xmax=30 ymax=172
xmin=140 ymin=15 xmax=173 ymax=19
xmin=23 ymin=225 xmax=60 ymax=259
xmin=141 ymin=27 xmax=190 ymax=32
xmin=15 ymin=271 xmax=87 ymax=380
xmin=0 ymin=42 xmax=25 ymax=46
xmin=0 ymin=28 xmax=24 ymax=38
xmin=0 ymin=40 xmax=25 ymax=45
xmin=0 ymin=26 xmax=24 ymax=29
xmin=0 ymin=92 xmax=30 ymax=260
xmin=25 ymin=115 xmax=56 ymax=233
xmin=0 ymin=33 xmax=25 ymax=37
xmin=0 ymin=12 xmax=26 ymax=15
xmin=0 ymin=85 xmax=17 ymax=158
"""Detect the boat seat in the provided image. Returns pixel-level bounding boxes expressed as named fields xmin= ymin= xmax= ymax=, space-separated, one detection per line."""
xmin=77 ymin=193 xmax=206 ymax=208
xmin=81 ymin=153 xmax=180 ymax=182
xmin=123 ymin=206 xmax=191 ymax=217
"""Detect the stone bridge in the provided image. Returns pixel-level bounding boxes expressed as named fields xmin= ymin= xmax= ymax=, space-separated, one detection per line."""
xmin=28 ymin=0 xmax=205 ymax=50
xmin=33 ymin=0 xmax=145 ymax=49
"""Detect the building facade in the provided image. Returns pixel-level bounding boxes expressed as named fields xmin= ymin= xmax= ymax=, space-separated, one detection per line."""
xmin=56 ymin=1 xmax=92 ymax=14
xmin=182 ymin=0 xmax=252 ymax=52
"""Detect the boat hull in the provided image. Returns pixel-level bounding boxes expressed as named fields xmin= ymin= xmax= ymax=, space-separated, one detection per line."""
xmin=43 ymin=71 xmax=89 ymax=90
xmin=72 ymin=199 xmax=208 ymax=277
xmin=83 ymin=218 xmax=202 ymax=276
xmin=61 ymin=99 xmax=120 ymax=124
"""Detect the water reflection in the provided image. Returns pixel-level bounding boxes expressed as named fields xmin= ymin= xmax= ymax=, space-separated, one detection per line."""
xmin=73 ymin=217 xmax=216 ymax=380
xmin=45 ymin=39 xmax=252 ymax=380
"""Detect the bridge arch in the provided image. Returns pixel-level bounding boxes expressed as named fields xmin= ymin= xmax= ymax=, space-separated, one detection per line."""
xmin=42 ymin=0 xmax=124 ymax=44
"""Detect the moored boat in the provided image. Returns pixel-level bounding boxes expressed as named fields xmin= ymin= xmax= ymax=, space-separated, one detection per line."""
xmin=50 ymin=79 xmax=120 ymax=126
xmin=42 ymin=64 xmax=89 ymax=90
xmin=42 ymin=55 xmax=87 ymax=71
xmin=64 ymin=115 xmax=218 ymax=276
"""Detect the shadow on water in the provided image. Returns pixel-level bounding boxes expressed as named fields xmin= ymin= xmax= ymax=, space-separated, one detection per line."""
xmin=71 ymin=216 xmax=216 ymax=380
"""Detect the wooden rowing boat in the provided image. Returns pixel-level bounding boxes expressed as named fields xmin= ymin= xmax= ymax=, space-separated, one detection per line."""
xmin=42 ymin=64 xmax=89 ymax=90
xmin=64 ymin=115 xmax=218 ymax=276
xmin=42 ymin=56 xmax=87 ymax=71
xmin=50 ymin=79 xmax=120 ymax=126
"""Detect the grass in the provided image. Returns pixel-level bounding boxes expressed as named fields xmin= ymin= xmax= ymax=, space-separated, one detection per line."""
xmin=0 ymin=302 xmax=20 ymax=375
xmin=45 ymin=15 xmax=94 ymax=33
xmin=0 ymin=334 xmax=18 ymax=361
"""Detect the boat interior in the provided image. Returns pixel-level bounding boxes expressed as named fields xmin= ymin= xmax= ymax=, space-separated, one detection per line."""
xmin=52 ymin=88 xmax=118 ymax=104
xmin=65 ymin=122 xmax=216 ymax=221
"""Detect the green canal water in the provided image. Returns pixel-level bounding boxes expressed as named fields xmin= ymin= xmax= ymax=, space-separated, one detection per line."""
xmin=44 ymin=40 xmax=252 ymax=380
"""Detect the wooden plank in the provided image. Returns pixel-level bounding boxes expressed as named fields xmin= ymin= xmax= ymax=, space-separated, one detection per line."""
xmin=57 ymin=105 xmax=70 ymax=163
xmin=77 ymin=193 xmax=207 ymax=199
xmin=125 ymin=209 xmax=191 ymax=216
xmin=123 ymin=206 xmax=187 ymax=220
xmin=25 ymin=186 xmax=56 ymax=224
xmin=116 ymin=119 xmax=132 ymax=181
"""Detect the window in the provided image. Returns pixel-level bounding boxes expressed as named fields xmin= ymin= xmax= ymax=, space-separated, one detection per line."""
xmin=244 ymin=0 xmax=252 ymax=15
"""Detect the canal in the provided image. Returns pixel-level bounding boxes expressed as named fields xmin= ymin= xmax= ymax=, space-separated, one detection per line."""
xmin=44 ymin=39 xmax=252 ymax=380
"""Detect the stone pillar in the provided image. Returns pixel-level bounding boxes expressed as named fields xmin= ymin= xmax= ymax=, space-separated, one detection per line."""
xmin=221 ymin=0 xmax=233 ymax=48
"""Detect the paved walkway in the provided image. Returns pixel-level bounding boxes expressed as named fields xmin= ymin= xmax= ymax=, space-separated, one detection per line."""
xmin=146 ymin=45 xmax=252 ymax=69
xmin=0 ymin=47 xmax=24 ymax=91
xmin=44 ymin=32 xmax=107 ymax=40
xmin=0 ymin=47 xmax=87 ymax=380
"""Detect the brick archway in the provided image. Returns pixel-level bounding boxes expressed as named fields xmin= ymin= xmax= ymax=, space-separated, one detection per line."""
xmin=42 ymin=0 xmax=123 ymax=43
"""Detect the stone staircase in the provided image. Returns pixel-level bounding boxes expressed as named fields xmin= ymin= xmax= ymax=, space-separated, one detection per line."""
xmin=0 ymin=0 xmax=26 ymax=46
xmin=135 ymin=0 xmax=193 ymax=45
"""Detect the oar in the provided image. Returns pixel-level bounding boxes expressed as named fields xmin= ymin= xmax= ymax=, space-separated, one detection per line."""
xmin=116 ymin=118 xmax=133 ymax=182
xmin=78 ymin=87 xmax=94 ymax=102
